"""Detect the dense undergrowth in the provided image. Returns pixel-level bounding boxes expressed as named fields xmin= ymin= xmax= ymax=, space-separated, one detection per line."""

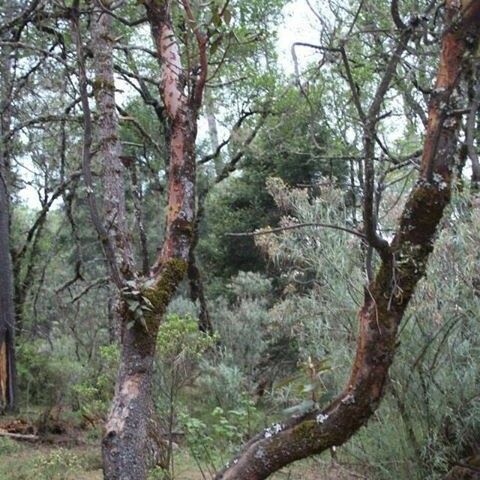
xmin=5 ymin=183 xmax=480 ymax=479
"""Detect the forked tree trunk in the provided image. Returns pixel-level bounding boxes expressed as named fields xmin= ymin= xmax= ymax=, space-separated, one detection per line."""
xmin=100 ymin=0 xmax=205 ymax=478
xmin=102 ymin=312 xmax=161 ymax=479
xmin=216 ymin=2 xmax=480 ymax=479
xmin=89 ymin=4 xmax=151 ymax=476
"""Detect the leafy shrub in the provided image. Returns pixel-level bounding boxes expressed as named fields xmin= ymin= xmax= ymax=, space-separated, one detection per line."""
xmin=180 ymin=396 xmax=261 ymax=471
xmin=16 ymin=338 xmax=83 ymax=409
xmin=33 ymin=449 xmax=81 ymax=479
xmin=70 ymin=344 xmax=119 ymax=421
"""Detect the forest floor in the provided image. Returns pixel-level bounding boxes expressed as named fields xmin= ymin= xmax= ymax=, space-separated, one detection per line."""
xmin=0 ymin=416 xmax=364 ymax=479
xmin=0 ymin=442 xmax=367 ymax=480
xmin=0 ymin=441 xmax=365 ymax=479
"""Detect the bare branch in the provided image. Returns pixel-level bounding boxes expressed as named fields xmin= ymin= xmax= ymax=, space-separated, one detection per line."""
xmin=226 ymin=222 xmax=366 ymax=240
xmin=198 ymin=109 xmax=261 ymax=165
xmin=71 ymin=276 xmax=110 ymax=304
xmin=391 ymin=0 xmax=407 ymax=31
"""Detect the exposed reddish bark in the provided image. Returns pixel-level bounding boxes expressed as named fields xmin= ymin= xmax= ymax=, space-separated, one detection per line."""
xmin=147 ymin=0 xmax=198 ymax=270
xmin=99 ymin=1 xmax=207 ymax=478
xmin=215 ymin=2 xmax=480 ymax=479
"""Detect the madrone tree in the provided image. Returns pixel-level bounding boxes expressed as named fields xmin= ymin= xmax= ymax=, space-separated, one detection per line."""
xmin=216 ymin=1 xmax=480 ymax=478
xmin=72 ymin=0 xmax=206 ymax=477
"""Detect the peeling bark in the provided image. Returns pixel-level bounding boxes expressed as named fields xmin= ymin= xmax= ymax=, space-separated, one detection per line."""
xmin=215 ymin=2 xmax=480 ymax=479
xmin=101 ymin=1 xmax=206 ymax=478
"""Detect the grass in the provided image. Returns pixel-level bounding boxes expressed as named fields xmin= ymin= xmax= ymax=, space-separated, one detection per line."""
xmin=0 ymin=439 xmax=102 ymax=480
xmin=0 ymin=438 xmax=364 ymax=480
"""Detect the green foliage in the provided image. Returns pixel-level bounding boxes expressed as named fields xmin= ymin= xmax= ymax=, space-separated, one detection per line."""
xmin=153 ymin=314 xmax=217 ymax=478
xmin=276 ymin=356 xmax=331 ymax=416
xmin=346 ymin=197 xmax=480 ymax=479
xmin=180 ymin=396 xmax=261 ymax=469
xmin=16 ymin=335 xmax=119 ymax=423
xmin=0 ymin=437 xmax=22 ymax=454
xmin=0 ymin=443 xmax=102 ymax=480
xmin=157 ymin=314 xmax=216 ymax=360
xmin=211 ymin=272 xmax=272 ymax=379
xmin=71 ymin=345 xmax=119 ymax=420
xmin=33 ymin=449 xmax=81 ymax=480
xmin=16 ymin=338 xmax=84 ymax=408
xmin=196 ymin=362 xmax=248 ymax=412
xmin=4 ymin=1 xmax=480 ymax=479
xmin=256 ymin=182 xmax=480 ymax=479
xmin=198 ymin=85 xmax=349 ymax=284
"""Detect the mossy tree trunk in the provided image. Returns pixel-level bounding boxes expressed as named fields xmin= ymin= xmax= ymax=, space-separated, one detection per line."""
xmin=215 ymin=2 xmax=480 ymax=479
xmin=90 ymin=1 xmax=207 ymax=479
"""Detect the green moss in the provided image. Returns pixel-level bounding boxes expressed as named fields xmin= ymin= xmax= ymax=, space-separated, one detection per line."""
xmin=291 ymin=420 xmax=317 ymax=442
xmin=92 ymin=78 xmax=115 ymax=94
xmin=143 ymin=258 xmax=187 ymax=315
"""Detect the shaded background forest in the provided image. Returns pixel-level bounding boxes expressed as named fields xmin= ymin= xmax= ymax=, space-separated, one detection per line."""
xmin=1 ymin=0 xmax=480 ymax=479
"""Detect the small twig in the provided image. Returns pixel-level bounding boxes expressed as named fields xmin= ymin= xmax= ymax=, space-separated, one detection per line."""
xmin=71 ymin=277 xmax=110 ymax=304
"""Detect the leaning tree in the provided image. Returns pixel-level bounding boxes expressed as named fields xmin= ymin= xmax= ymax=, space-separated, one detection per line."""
xmin=216 ymin=1 xmax=480 ymax=478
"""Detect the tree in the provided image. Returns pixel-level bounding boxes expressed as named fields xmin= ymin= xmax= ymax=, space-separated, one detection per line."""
xmin=1 ymin=0 xmax=479 ymax=479
xmin=0 ymin=45 xmax=16 ymax=412
xmin=71 ymin=0 xmax=207 ymax=477
xmin=215 ymin=1 xmax=480 ymax=478
xmin=0 ymin=0 xmax=44 ymax=413
xmin=0 ymin=0 xmax=83 ymax=411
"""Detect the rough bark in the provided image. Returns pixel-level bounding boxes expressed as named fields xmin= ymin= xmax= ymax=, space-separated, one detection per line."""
xmin=91 ymin=1 xmax=135 ymax=279
xmin=0 ymin=156 xmax=15 ymax=414
xmin=215 ymin=2 xmax=480 ymax=478
xmin=0 ymin=43 xmax=16 ymax=414
xmin=86 ymin=3 xmax=156 ymax=477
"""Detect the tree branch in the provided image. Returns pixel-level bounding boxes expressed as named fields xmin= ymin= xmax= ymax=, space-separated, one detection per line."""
xmin=225 ymin=222 xmax=366 ymax=240
xmin=71 ymin=0 xmax=124 ymax=289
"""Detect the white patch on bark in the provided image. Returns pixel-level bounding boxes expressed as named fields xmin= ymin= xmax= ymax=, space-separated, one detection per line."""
xmin=264 ymin=423 xmax=283 ymax=438
xmin=105 ymin=374 xmax=142 ymax=434
xmin=160 ymin=25 xmax=184 ymax=119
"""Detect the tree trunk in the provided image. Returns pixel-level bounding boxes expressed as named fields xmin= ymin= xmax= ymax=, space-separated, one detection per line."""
xmin=215 ymin=2 xmax=480 ymax=478
xmin=102 ymin=315 xmax=158 ymax=479
xmin=0 ymin=44 xmax=16 ymax=414
xmin=0 ymin=166 xmax=15 ymax=414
